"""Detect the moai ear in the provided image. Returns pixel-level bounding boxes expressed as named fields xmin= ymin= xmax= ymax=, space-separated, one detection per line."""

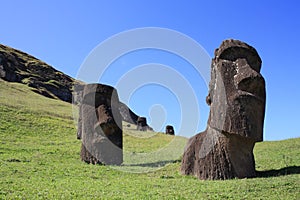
xmin=206 ymin=93 xmax=211 ymax=106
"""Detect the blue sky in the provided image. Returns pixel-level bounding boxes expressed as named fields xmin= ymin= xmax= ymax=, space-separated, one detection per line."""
xmin=1 ymin=1 xmax=299 ymax=141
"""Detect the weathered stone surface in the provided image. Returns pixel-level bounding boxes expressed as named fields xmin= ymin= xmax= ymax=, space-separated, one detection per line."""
xmin=136 ymin=117 xmax=147 ymax=131
xmin=181 ymin=39 xmax=266 ymax=180
xmin=78 ymin=83 xmax=123 ymax=165
xmin=165 ymin=125 xmax=175 ymax=135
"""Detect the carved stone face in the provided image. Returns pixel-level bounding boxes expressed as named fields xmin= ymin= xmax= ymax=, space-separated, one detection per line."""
xmin=207 ymin=40 xmax=266 ymax=142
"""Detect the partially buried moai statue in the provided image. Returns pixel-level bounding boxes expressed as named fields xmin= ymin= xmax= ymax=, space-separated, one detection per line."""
xmin=77 ymin=83 xmax=123 ymax=165
xmin=181 ymin=39 xmax=266 ymax=180
xmin=165 ymin=125 xmax=175 ymax=135
xmin=136 ymin=117 xmax=147 ymax=131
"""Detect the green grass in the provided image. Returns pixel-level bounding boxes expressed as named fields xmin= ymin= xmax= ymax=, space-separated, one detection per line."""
xmin=0 ymin=80 xmax=299 ymax=199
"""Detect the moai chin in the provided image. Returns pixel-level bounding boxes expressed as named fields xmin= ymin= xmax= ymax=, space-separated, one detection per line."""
xmin=181 ymin=39 xmax=266 ymax=180
xmin=77 ymin=83 xmax=123 ymax=165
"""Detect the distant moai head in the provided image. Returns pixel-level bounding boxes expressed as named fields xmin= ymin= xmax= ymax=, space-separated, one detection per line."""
xmin=165 ymin=125 xmax=175 ymax=135
xmin=136 ymin=117 xmax=147 ymax=131
xmin=207 ymin=39 xmax=266 ymax=142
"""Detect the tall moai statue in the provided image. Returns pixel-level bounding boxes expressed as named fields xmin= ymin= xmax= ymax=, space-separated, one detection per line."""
xmin=76 ymin=83 xmax=123 ymax=165
xmin=181 ymin=39 xmax=266 ymax=179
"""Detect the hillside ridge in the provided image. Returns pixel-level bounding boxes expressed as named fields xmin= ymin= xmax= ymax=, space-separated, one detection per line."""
xmin=0 ymin=44 xmax=75 ymax=102
xmin=0 ymin=44 xmax=146 ymax=126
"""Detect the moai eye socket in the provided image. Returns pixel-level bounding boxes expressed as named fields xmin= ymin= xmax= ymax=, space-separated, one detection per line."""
xmin=237 ymin=76 xmax=265 ymax=99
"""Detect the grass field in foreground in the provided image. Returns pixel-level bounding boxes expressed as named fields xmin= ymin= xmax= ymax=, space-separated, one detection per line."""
xmin=0 ymin=80 xmax=299 ymax=199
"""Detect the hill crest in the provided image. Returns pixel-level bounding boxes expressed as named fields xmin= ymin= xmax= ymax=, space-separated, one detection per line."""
xmin=0 ymin=44 xmax=147 ymax=127
xmin=0 ymin=44 xmax=75 ymax=102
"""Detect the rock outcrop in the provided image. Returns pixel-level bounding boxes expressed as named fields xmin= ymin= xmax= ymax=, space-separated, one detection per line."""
xmin=0 ymin=44 xmax=75 ymax=102
xmin=77 ymin=83 xmax=123 ymax=165
xmin=181 ymin=39 xmax=266 ymax=180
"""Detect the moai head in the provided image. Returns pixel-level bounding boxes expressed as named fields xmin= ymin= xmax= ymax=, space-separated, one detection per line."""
xmin=207 ymin=39 xmax=266 ymax=142
xmin=165 ymin=125 xmax=175 ymax=135
xmin=136 ymin=117 xmax=147 ymax=131
xmin=82 ymin=84 xmax=120 ymax=110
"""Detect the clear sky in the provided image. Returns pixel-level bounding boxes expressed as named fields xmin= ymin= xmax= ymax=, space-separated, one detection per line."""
xmin=1 ymin=0 xmax=299 ymax=141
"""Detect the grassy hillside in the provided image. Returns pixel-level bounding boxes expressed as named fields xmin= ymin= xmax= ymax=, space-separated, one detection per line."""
xmin=0 ymin=80 xmax=299 ymax=199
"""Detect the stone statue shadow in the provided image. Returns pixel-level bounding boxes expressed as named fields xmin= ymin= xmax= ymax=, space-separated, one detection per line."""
xmin=256 ymin=165 xmax=300 ymax=178
xmin=125 ymin=159 xmax=180 ymax=168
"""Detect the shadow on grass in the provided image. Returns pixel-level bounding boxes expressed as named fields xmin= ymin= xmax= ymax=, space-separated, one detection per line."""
xmin=256 ymin=165 xmax=300 ymax=177
xmin=124 ymin=159 xmax=180 ymax=168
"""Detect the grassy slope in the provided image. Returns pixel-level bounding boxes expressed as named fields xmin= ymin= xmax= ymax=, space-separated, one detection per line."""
xmin=0 ymin=80 xmax=299 ymax=199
